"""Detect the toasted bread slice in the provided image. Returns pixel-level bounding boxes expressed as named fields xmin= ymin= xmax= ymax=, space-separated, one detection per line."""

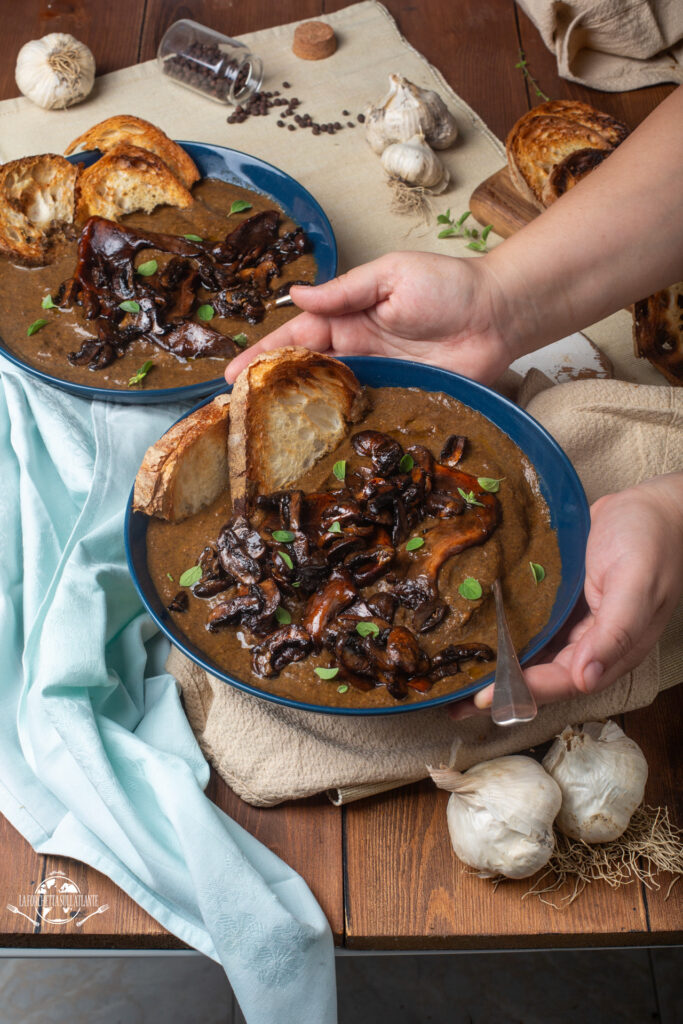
xmin=229 ymin=347 xmax=366 ymax=510
xmin=76 ymin=143 xmax=194 ymax=222
xmin=133 ymin=393 xmax=231 ymax=521
xmin=632 ymin=282 xmax=683 ymax=386
xmin=0 ymin=154 xmax=77 ymax=265
xmin=506 ymin=100 xmax=629 ymax=208
xmin=65 ymin=115 xmax=199 ymax=190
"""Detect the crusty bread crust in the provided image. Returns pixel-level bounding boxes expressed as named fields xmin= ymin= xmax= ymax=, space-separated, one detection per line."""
xmin=0 ymin=154 xmax=77 ymax=265
xmin=76 ymin=142 xmax=193 ymax=222
xmin=65 ymin=114 xmax=200 ymax=190
xmin=133 ymin=394 xmax=230 ymax=521
xmin=229 ymin=347 xmax=366 ymax=511
xmin=632 ymin=282 xmax=683 ymax=386
xmin=506 ymin=100 xmax=629 ymax=208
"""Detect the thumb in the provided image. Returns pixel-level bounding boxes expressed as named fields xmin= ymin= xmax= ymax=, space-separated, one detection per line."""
xmin=570 ymin=564 xmax=643 ymax=693
xmin=290 ymin=261 xmax=391 ymax=316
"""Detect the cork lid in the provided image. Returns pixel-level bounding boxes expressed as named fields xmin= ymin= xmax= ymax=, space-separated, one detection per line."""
xmin=292 ymin=21 xmax=337 ymax=61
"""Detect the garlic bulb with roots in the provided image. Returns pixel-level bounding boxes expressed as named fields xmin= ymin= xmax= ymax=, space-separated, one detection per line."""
xmin=381 ymin=132 xmax=449 ymax=193
xmin=15 ymin=33 xmax=95 ymax=110
xmin=365 ymin=73 xmax=458 ymax=153
xmin=430 ymin=756 xmax=562 ymax=879
xmin=543 ymin=721 xmax=648 ymax=843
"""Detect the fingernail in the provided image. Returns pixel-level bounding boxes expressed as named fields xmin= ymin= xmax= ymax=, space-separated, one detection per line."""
xmin=583 ymin=661 xmax=604 ymax=692
xmin=474 ymin=687 xmax=493 ymax=709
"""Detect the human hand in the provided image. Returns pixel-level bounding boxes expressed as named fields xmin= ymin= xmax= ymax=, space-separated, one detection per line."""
xmin=225 ymin=252 xmax=516 ymax=385
xmin=449 ymin=473 xmax=683 ymax=719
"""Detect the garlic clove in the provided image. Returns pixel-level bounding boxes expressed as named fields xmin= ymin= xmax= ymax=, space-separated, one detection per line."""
xmin=364 ymin=73 xmax=458 ymax=154
xmin=381 ymin=132 xmax=449 ymax=194
xmin=15 ymin=33 xmax=95 ymax=111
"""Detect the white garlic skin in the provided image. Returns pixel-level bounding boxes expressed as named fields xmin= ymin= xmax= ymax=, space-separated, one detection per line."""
xmin=15 ymin=33 xmax=95 ymax=110
xmin=543 ymin=721 xmax=648 ymax=843
xmin=365 ymin=73 xmax=458 ymax=154
xmin=431 ymin=755 xmax=562 ymax=879
xmin=381 ymin=132 xmax=449 ymax=193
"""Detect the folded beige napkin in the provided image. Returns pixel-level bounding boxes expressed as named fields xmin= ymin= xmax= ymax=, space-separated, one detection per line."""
xmin=170 ymin=378 xmax=682 ymax=807
xmin=517 ymin=0 xmax=683 ymax=90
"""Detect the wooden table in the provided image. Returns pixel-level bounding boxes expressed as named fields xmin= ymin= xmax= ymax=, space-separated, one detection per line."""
xmin=0 ymin=0 xmax=680 ymax=953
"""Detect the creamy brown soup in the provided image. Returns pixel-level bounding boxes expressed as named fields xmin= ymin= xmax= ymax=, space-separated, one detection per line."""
xmin=146 ymin=387 xmax=561 ymax=709
xmin=0 ymin=179 xmax=317 ymax=391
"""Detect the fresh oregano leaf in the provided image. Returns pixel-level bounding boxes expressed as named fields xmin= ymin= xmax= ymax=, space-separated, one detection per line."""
xmin=438 ymin=227 xmax=457 ymax=238
xmin=197 ymin=304 xmax=214 ymax=322
xmin=337 ymin=684 xmax=349 ymax=694
xmin=328 ymin=521 xmax=342 ymax=534
xmin=278 ymin=549 xmax=294 ymax=570
xmin=119 ymin=300 xmax=141 ymax=314
xmin=128 ymin=360 xmax=154 ymax=386
xmin=27 ymin=318 xmax=48 ymax=336
xmin=179 ymin=565 xmax=202 ymax=587
xmin=166 ymin=573 xmax=174 ymax=581
xmin=315 ymin=666 xmax=339 ymax=680
xmin=332 ymin=460 xmax=346 ymax=481
xmin=457 ymin=487 xmax=484 ymax=507
xmin=456 ymin=211 xmax=472 ymax=227
xmin=458 ymin=577 xmax=483 ymax=600
xmin=399 ymin=453 xmax=414 ymax=473
xmin=41 ymin=294 xmax=56 ymax=309
xmin=477 ymin=476 xmax=503 ymax=493
xmin=136 ymin=259 xmax=158 ymax=276
xmin=405 ymin=536 xmax=425 ymax=552
xmin=183 ymin=233 xmax=203 ymax=242
xmin=356 ymin=621 xmax=380 ymax=638
xmin=233 ymin=332 xmax=248 ymax=347
xmin=275 ymin=606 xmax=292 ymax=625
xmin=530 ymin=562 xmax=546 ymax=584
xmin=272 ymin=529 xmax=295 ymax=543
xmin=230 ymin=200 xmax=253 ymax=214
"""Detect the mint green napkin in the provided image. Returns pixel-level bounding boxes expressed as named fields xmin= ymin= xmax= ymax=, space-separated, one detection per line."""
xmin=0 ymin=357 xmax=335 ymax=1023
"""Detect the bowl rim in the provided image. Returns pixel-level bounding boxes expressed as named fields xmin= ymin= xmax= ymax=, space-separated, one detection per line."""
xmin=0 ymin=141 xmax=338 ymax=404
xmin=125 ymin=355 xmax=590 ymax=715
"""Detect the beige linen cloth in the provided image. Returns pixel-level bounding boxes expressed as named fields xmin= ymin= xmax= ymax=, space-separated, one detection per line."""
xmin=517 ymin=0 xmax=683 ymax=90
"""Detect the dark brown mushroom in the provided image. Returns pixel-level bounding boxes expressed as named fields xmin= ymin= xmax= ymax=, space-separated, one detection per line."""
xmin=440 ymin=434 xmax=467 ymax=466
xmin=428 ymin=643 xmax=495 ymax=681
xmin=217 ymin=515 xmax=266 ymax=584
xmin=351 ymin=430 xmax=404 ymax=476
xmin=167 ymin=591 xmax=188 ymax=612
xmin=302 ymin=569 xmax=358 ymax=643
xmin=252 ymin=625 xmax=313 ymax=677
xmin=206 ymin=578 xmax=280 ymax=635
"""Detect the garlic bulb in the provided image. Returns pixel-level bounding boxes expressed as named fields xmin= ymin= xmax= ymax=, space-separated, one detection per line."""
xmin=381 ymin=132 xmax=449 ymax=193
xmin=365 ymin=73 xmax=458 ymax=154
xmin=15 ymin=34 xmax=95 ymax=110
xmin=543 ymin=721 xmax=648 ymax=843
xmin=430 ymin=756 xmax=562 ymax=879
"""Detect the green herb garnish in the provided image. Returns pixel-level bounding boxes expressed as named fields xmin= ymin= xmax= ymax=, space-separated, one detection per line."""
xmin=136 ymin=259 xmax=158 ymax=277
xmin=356 ymin=621 xmax=380 ymax=639
xmin=41 ymin=295 xmax=56 ymax=310
xmin=315 ymin=666 xmax=339 ymax=680
xmin=458 ymin=577 xmax=483 ymax=601
xmin=197 ymin=304 xmax=214 ymax=322
xmin=128 ymin=360 xmax=154 ymax=386
xmin=233 ymin=332 xmax=248 ymax=347
xmin=179 ymin=565 xmax=202 ymax=587
xmin=337 ymin=684 xmax=349 ymax=694
xmin=399 ymin=453 xmax=414 ymax=473
xmin=166 ymin=573 xmax=174 ymax=581
xmin=332 ymin=460 xmax=346 ymax=481
xmin=405 ymin=536 xmax=425 ymax=552
xmin=230 ymin=200 xmax=253 ymax=214
xmin=328 ymin=521 xmax=342 ymax=534
xmin=292 ymin=581 xmax=301 ymax=587
xmin=436 ymin=209 xmax=493 ymax=253
xmin=278 ymin=550 xmax=294 ymax=570
xmin=276 ymin=606 xmax=292 ymax=625
xmin=457 ymin=487 xmax=484 ymax=507
xmin=514 ymin=50 xmax=550 ymax=101
xmin=477 ymin=476 xmax=503 ymax=493
xmin=183 ymin=233 xmax=203 ymax=242
xmin=119 ymin=300 xmax=141 ymax=314
xmin=273 ymin=529 xmax=295 ymax=543
xmin=27 ymin=318 xmax=48 ymax=336
xmin=530 ymin=562 xmax=546 ymax=584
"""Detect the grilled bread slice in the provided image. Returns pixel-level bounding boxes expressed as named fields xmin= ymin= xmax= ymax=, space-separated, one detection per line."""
xmin=633 ymin=282 xmax=683 ymax=386
xmin=506 ymin=100 xmax=629 ymax=209
xmin=133 ymin=394 xmax=231 ymax=521
xmin=0 ymin=154 xmax=77 ymax=265
xmin=76 ymin=142 xmax=194 ymax=222
xmin=65 ymin=114 xmax=200 ymax=190
xmin=229 ymin=347 xmax=366 ymax=511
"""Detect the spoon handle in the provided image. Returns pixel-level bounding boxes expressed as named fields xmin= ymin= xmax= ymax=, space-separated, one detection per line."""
xmin=490 ymin=578 xmax=537 ymax=726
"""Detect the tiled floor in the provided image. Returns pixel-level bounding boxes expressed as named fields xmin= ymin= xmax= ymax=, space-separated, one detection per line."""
xmin=0 ymin=948 xmax=679 ymax=1023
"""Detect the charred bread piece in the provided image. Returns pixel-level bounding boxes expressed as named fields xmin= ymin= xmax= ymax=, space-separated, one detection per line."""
xmin=0 ymin=154 xmax=77 ymax=266
xmin=133 ymin=393 xmax=230 ymax=521
xmin=228 ymin=347 xmax=366 ymax=510
xmin=633 ymin=282 xmax=683 ymax=386
xmin=76 ymin=142 xmax=193 ymax=222
xmin=506 ymin=100 xmax=629 ymax=209
xmin=65 ymin=114 xmax=200 ymax=190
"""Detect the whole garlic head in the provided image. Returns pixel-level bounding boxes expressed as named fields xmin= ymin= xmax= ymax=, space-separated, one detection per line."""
xmin=365 ymin=73 xmax=458 ymax=154
xmin=381 ymin=132 xmax=449 ymax=193
xmin=430 ymin=755 xmax=562 ymax=879
xmin=543 ymin=721 xmax=648 ymax=843
xmin=15 ymin=33 xmax=95 ymax=110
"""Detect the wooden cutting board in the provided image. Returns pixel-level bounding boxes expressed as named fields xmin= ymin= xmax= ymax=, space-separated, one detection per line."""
xmin=469 ymin=166 xmax=540 ymax=238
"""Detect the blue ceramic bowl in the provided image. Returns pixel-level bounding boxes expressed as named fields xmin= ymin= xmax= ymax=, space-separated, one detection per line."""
xmin=0 ymin=142 xmax=337 ymax=403
xmin=126 ymin=356 xmax=590 ymax=716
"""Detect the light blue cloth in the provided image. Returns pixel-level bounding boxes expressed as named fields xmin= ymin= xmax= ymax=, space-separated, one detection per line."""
xmin=0 ymin=356 xmax=336 ymax=1023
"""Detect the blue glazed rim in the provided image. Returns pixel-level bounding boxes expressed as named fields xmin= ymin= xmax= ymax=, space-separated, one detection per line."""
xmin=125 ymin=356 xmax=590 ymax=716
xmin=0 ymin=142 xmax=337 ymax=404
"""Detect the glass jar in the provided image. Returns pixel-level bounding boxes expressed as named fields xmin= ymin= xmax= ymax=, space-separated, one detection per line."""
xmin=157 ymin=20 xmax=264 ymax=105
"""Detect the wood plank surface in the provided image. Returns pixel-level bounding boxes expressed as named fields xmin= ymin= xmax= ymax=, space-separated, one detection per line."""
xmin=469 ymin=165 xmax=539 ymax=237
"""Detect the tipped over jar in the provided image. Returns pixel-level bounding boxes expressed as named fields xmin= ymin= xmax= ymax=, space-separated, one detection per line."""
xmin=158 ymin=20 xmax=263 ymax=105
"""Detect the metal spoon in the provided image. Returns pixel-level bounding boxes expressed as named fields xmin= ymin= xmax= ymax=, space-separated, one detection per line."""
xmin=274 ymin=293 xmax=294 ymax=308
xmin=490 ymin=578 xmax=537 ymax=726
